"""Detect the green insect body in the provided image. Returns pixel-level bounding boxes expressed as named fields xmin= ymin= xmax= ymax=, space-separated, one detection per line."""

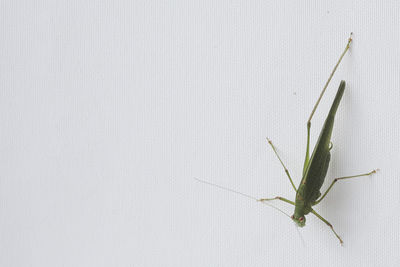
xmin=197 ymin=33 xmax=377 ymax=245
xmin=259 ymin=34 xmax=377 ymax=244
xmin=292 ymin=81 xmax=345 ymax=227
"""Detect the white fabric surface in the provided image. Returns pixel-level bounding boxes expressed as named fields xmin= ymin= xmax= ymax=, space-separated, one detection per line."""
xmin=1 ymin=1 xmax=399 ymax=266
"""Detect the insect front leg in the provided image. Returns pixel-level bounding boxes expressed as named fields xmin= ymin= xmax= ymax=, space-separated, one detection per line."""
xmin=266 ymin=138 xmax=297 ymax=192
xmin=310 ymin=209 xmax=343 ymax=245
xmin=313 ymin=169 xmax=378 ymax=205
xmin=258 ymin=196 xmax=295 ymax=206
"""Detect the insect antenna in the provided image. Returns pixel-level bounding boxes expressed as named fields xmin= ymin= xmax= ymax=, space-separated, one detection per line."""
xmin=293 ymin=221 xmax=307 ymax=247
xmin=194 ymin=178 xmax=292 ymax=219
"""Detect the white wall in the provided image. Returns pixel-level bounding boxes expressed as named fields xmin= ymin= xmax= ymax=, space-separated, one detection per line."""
xmin=1 ymin=1 xmax=399 ymax=266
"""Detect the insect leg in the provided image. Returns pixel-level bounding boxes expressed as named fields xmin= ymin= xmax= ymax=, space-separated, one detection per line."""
xmin=303 ymin=34 xmax=353 ymax=175
xmin=313 ymin=169 xmax=378 ymax=205
xmin=302 ymin=122 xmax=311 ymax=176
xmin=266 ymin=138 xmax=297 ymax=192
xmin=194 ymin=178 xmax=293 ymax=218
xmin=310 ymin=209 xmax=343 ymax=245
xmin=258 ymin=196 xmax=295 ymax=206
xmin=307 ymin=33 xmax=353 ymax=125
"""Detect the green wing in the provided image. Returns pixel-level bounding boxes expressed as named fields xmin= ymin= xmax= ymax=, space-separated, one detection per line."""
xmin=300 ymin=81 xmax=345 ymax=203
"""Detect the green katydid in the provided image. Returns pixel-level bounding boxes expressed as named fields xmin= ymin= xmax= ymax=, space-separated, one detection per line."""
xmin=196 ymin=33 xmax=377 ymax=245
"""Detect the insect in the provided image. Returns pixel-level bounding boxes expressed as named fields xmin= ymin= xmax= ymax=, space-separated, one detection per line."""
xmin=196 ymin=33 xmax=377 ymax=245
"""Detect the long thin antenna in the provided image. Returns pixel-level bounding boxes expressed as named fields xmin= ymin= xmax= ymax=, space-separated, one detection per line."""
xmin=307 ymin=33 xmax=353 ymax=124
xmin=194 ymin=178 xmax=292 ymax=218
xmin=293 ymin=222 xmax=306 ymax=247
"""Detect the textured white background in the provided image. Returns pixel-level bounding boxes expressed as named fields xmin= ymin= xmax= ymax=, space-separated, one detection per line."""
xmin=1 ymin=1 xmax=399 ymax=266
